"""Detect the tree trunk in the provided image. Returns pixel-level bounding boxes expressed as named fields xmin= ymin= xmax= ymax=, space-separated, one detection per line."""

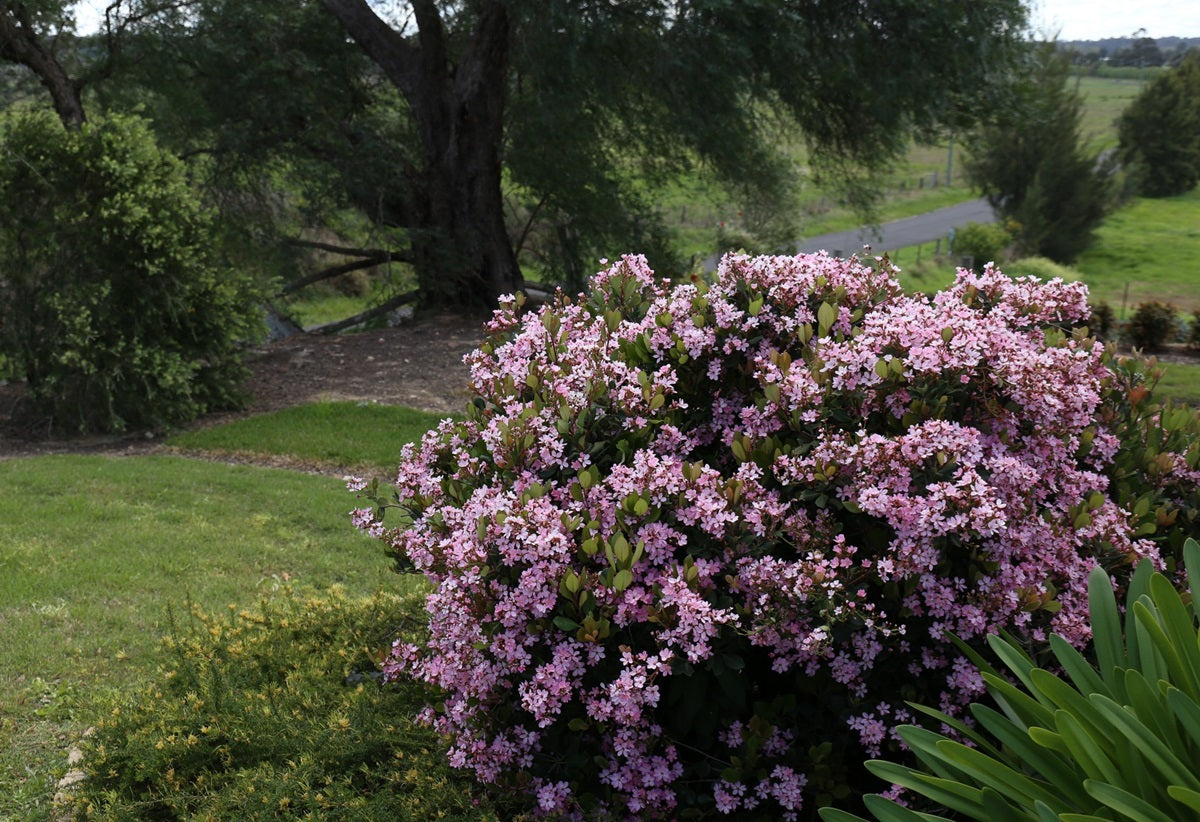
xmin=320 ymin=0 xmax=521 ymax=310
xmin=0 ymin=3 xmax=86 ymax=128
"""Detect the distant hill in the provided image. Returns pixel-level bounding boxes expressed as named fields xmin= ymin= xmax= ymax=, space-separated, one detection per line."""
xmin=1062 ymin=36 xmax=1200 ymax=54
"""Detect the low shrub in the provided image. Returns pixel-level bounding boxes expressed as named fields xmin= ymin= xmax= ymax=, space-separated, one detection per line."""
xmin=1097 ymin=350 xmax=1200 ymax=564
xmin=70 ymin=587 xmax=508 ymax=820
xmin=355 ymin=253 xmax=1192 ymax=818
xmin=1125 ymin=300 xmax=1179 ymax=351
xmin=951 ymin=221 xmax=1012 ymax=270
xmin=1088 ymin=301 xmax=1116 ymax=340
xmin=820 ymin=538 xmax=1200 ymax=821
xmin=1190 ymin=311 xmax=1200 ymax=351
xmin=0 ymin=111 xmax=262 ymax=433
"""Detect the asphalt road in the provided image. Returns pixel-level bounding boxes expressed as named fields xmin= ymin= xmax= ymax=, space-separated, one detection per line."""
xmin=793 ymin=197 xmax=997 ymax=255
xmin=702 ymin=196 xmax=997 ymax=270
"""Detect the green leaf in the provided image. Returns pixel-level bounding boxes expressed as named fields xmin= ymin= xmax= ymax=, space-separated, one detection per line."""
xmin=817 ymin=301 xmax=837 ymax=334
xmin=1126 ymin=560 xmax=1157 ymax=671
xmin=1084 ymin=779 xmax=1178 ymax=822
xmin=1030 ymin=669 xmax=1111 ymax=744
xmin=1122 ymin=668 xmax=1186 ymax=756
xmin=817 ymin=808 xmax=872 ymax=822
xmin=1054 ymin=710 xmax=1121 ymax=784
xmin=1166 ymin=785 xmax=1200 ymax=813
xmin=983 ymin=672 xmax=1056 ymax=729
xmin=1143 ymin=573 xmax=1200 ymax=700
xmin=1184 ymin=538 xmax=1200 ymax=607
xmin=613 ymin=569 xmax=633 ymax=591
xmin=931 ymin=738 xmax=1061 ymax=808
xmin=864 ymin=762 xmax=987 ymax=817
xmin=553 ymin=615 xmax=582 ymax=632
xmin=1088 ymin=693 xmax=1200 ymax=790
xmin=1087 ymin=563 xmax=1127 ymax=693
xmin=970 ymin=704 xmax=1090 ymax=809
xmin=1165 ymin=686 xmax=1200 ymax=748
xmin=1049 ymin=633 xmax=1111 ymax=700
xmin=987 ymin=633 xmax=1040 ymax=697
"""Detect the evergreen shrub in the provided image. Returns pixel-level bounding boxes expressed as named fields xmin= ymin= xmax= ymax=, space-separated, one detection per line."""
xmin=0 ymin=111 xmax=261 ymax=433
xmin=72 ymin=587 xmax=507 ymax=820
xmin=1125 ymin=301 xmax=1178 ymax=351
xmin=355 ymin=253 xmax=1193 ymax=818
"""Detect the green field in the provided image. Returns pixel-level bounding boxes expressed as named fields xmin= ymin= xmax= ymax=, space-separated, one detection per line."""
xmin=1076 ymin=188 xmax=1200 ymax=316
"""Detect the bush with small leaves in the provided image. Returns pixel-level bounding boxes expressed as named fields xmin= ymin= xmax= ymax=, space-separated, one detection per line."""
xmin=820 ymin=538 xmax=1200 ymax=822
xmin=0 ymin=111 xmax=262 ymax=433
xmin=951 ymin=222 xmax=1012 ymax=271
xmin=71 ymin=587 xmax=511 ymax=820
xmin=1125 ymin=301 xmax=1179 ymax=352
xmin=355 ymin=253 xmax=1186 ymax=819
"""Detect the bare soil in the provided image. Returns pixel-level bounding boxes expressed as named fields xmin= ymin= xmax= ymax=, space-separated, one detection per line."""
xmin=0 ymin=313 xmax=487 ymax=461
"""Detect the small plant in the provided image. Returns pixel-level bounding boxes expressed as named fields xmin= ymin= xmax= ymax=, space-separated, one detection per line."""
xmin=1189 ymin=311 xmax=1200 ymax=351
xmin=951 ymin=222 xmax=1012 ymax=270
xmin=357 ymin=252 xmax=1180 ymax=818
xmin=819 ymin=538 xmax=1200 ymax=821
xmin=1126 ymin=301 xmax=1179 ymax=351
xmin=1088 ymin=301 xmax=1116 ymax=341
xmin=70 ymin=587 xmax=507 ymax=820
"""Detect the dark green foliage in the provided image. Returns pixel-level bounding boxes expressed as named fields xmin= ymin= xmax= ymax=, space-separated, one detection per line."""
xmin=0 ymin=111 xmax=262 ymax=433
xmin=1098 ymin=350 xmax=1200 ymax=565
xmin=1118 ymin=51 xmax=1200 ymax=198
xmin=951 ymin=222 xmax=1012 ymax=269
xmin=71 ymin=587 xmax=511 ymax=820
xmin=964 ymin=42 xmax=1114 ymax=263
xmin=1089 ymin=301 xmax=1116 ymax=341
xmin=1126 ymin=301 xmax=1179 ymax=351
xmin=503 ymin=0 xmax=1028 ymax=287
xmin=1190 ymin=312 xmax=1200 ymax=351
xmin=820 ymin=539 xmax=1200 ymax=822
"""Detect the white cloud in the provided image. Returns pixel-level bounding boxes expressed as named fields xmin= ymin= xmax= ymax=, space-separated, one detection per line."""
xmin=1031 ymin=0 xmax=1200 ymax=40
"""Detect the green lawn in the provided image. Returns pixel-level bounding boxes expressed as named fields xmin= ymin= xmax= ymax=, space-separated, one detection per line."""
xmin=1076 ymin=189 xmax=1200 ymax=316
xmin=0 ymin=455 xmax=411 ymax=818
xmin=166 ymin=401 xmax=452 ymax=474
xmin=1156 ymin=361 xmax=1200 ymax=407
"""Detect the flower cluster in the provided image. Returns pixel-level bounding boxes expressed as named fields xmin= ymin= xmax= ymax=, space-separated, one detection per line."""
xmin=359 ymin=252 xmax=1165 ymax=818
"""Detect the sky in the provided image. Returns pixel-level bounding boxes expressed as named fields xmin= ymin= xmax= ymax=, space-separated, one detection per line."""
xmin=1031 ymin=0 xmax=1200 ymax=40
xmin=74 ymin=1 xmax=1200 ymax=41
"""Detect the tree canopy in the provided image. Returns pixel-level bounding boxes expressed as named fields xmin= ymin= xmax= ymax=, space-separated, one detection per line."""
xmin=964 ymin=41 xmax=1113 ymax=263
xmin=1118 ymin=49 xmax=1200 ymax=198
xmin=3 ymin=0 xmax=1029 ymax=313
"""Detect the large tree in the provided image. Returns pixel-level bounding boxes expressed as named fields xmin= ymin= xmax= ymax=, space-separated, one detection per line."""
xmin=964 ymin=41 xmax=1113 ymax=263
xmin=17 ymin=1 xmax=1028 ymax=312
xmin=313 ymin=0 xmax=1027 ymax=309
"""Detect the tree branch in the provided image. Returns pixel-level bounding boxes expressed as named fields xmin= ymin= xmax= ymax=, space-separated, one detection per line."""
xmin=319 ymin=0 xmax=422 ymax=99
xmin=306 ymin=290 xmax=418 ymax=335
xmin=286 ymin=238 xmax=411 ymax=260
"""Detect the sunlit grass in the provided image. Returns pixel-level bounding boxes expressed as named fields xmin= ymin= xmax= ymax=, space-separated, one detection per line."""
xmin=166 ymin=401 xmax=452 ymax=474
xmin=0 ymin=455 xmax=411 ymax=818
xmin=1076 ymin=189 xmax=1200 ymax=316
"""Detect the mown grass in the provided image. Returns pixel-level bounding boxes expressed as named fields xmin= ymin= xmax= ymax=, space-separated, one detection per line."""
xmin=166 ymin=401 xmax=452 ymax=475
xmin=1156 ymin=361 xmax=1200 ymax=407
xmin=0 ymin=455 xmax=411 ymax=819
xmin=1076 ymin=188 xmax=1200 ymax=316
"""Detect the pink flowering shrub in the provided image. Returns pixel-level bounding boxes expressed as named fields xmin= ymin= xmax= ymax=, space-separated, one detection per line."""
xmin=353 ymin=252 xmax=1184 ymax=819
